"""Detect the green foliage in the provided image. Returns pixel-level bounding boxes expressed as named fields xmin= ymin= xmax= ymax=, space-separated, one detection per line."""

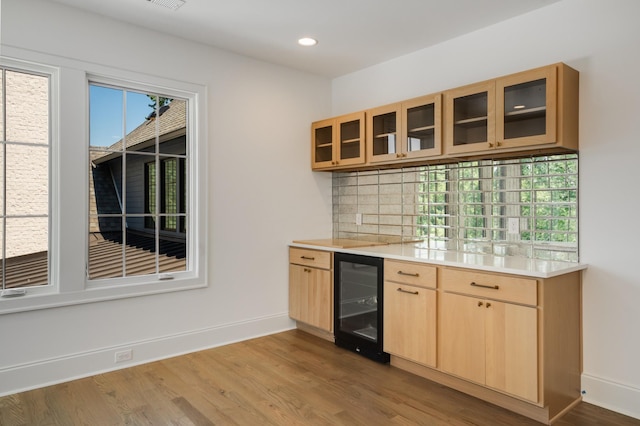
xmin=147 ymin=95 xmax=172 ymax=109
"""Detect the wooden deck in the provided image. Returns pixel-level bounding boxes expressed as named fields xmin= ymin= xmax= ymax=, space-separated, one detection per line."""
xmin=2 ymin=232 xmax=186 ymax=288
xmin=1 ymin=252 xmax=48 ymax=289
xmin=88 ymin=232 xmax=186 ymax=279
xmin=0 ymin=330 xmax=638 ymax=425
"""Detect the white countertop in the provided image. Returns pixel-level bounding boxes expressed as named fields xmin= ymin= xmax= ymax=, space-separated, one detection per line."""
xmin=290 ymin=241 xmax=587 ymax=279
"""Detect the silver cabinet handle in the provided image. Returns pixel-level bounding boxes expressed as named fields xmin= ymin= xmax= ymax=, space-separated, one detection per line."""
xmin=398 ymin=270 xmax=419 ymax=277
xmin=397 ymin=287 xmax=419 ymax=295
xmin=470 ymin=281 xmax=499 ymax=290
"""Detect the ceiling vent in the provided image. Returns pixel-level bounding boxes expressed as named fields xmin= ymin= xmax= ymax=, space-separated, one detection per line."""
xmin=147 ymin=0 xmax=185 ymax=11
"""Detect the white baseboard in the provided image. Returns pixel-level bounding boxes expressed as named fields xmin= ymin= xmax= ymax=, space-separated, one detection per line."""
xmin=0 ymin=313 xmax=295 ymax=397
xmin=581 ymin=373 xmax=640 ymax=420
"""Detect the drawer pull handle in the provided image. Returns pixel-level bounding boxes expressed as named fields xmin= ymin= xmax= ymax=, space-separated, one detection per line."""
xmin=303 ymin=268 xmax=312 ymax=273
xmin=398 ymin=271 xmax=419 ymax=277
xmin=397 ymin=287 xmax=419 ymax=295
xmin=471 ymin=282 xmax=499 ymax=290
xmin=300 ymin=256 xmax=315 ymax=260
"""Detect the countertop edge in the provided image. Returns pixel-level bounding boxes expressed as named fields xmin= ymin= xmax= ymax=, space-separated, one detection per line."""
xmin=289 ymin=242 xmax=588 ymax=279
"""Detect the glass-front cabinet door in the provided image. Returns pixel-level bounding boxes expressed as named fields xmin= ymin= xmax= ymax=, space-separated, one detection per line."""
xmin=402 ymin=93 xmax=442 ymax=159
xmin=367 ymin=104 xmax=401 ymax=163
xmin=445 ymin=81 xmax=496 ymax=155
xmin=496 ymin=66 xmax=557 ymax=149
xmin=337 ymin=111 xmax=366 ymax=167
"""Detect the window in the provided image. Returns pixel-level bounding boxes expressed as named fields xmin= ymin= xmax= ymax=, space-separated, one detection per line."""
xmin=89 ymin=82 xmax=188 ymax=280
xmin=0 ymin=65 xmax=50 ymax=293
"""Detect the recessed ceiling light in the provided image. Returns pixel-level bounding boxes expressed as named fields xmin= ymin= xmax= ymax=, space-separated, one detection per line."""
xmin=147 ymin=0 xmax=185 ymax=11
xmin=298 ymin=37 xmax=318 ymax=47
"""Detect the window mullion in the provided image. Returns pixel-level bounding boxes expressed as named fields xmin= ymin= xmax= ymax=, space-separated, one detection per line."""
xmin=155 ymin=97 xmax=160 ymax=275
xmin=121 ymin=90 xmax=127 ymax=278
xmin=2 ymin=69 xmax=6 ymax=290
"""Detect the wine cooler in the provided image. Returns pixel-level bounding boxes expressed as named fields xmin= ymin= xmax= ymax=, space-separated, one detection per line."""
xmin=334 ymin=252 xmax=389 ymax=363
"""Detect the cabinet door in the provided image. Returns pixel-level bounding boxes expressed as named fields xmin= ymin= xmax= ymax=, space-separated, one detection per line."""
xmin=311 ymin=118 xmax=336 ymax=170
xmin=289 ymin=264 xmax=333 ymax=332
xmin=289 ymin=264 xmax=308 ymax=322
xmin=367 ymin=104 xmax=402 ymax=163
xmin=496 ymin=66 xmax=557 ymax=149
xmin=336 ymin=111 xmax=366 ymax=167
xmin=485 ymin=300 xmax=538 ymax=402
xmin=445 ymin=82 xmax=496 ymax=155
xmin=439 ymin=292 xmax=486 ymax=384
xmin=384 ymin=282 xmax=436 ymax=367
xmin=402 ymin=94 xmax=442 ymax=159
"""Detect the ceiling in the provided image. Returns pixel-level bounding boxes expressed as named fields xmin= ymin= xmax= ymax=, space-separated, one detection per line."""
xmin=46 ymin=0 xmax=560 ymax=78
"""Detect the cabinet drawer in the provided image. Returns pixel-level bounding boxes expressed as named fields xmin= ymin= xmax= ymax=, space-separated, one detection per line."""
xmin=384 ymin=259 xmax=436 ymax=289
xmin=441 ymin=268 xmax=537 ymax=306
xmin=289 ymin=247 xmax=331 ymax=269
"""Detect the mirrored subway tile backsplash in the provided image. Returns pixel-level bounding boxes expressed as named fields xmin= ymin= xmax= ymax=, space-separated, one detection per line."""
xmin=332 ymin=154 xmax=579 ymax=262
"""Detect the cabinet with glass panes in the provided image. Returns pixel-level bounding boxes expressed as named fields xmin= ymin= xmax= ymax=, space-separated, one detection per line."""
xmin=311 ymin=111 xmax=365 ymax=170
xmin=367 ymin=93 xmax=442 ymax=164
xmin=445 ymin=63 xmax=578 ymax=156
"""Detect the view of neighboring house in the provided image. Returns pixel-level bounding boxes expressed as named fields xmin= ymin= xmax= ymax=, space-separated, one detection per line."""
xmin=88 ymin=98 xmax=188 ymax=279
xmin=0 ymin=68 xmax=49 ymax=289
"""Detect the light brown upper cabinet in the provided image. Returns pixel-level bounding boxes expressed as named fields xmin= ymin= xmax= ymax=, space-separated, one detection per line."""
xmin=311 ymin=111 xmax=366 ymax=170
xmin=445 ymin=63 xmax=578 ymax=156
xmin=310 ymin=63 xmax=578 ymax=171
xmin=367 ymin=94 xmax=442 ymax=164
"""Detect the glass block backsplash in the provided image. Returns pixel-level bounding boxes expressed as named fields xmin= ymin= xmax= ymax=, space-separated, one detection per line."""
xmin=333 ymin=154 xmax=578 ymax=262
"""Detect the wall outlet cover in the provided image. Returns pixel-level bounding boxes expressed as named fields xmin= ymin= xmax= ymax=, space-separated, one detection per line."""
xmin=508 ymin=218 xmax=519 ymax=234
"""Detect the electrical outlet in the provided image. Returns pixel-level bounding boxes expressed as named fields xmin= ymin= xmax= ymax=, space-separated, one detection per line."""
xmin=355 ymin=213 xmax=362 ymax=226
xmin=507 ymin=218 xmax=519 ymax=234
xmin=114 ymin=349 xmax=133 ymax=363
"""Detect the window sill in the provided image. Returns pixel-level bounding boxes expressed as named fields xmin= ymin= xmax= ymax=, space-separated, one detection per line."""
xmin=0 ymin=275 xmax=206 ymax=315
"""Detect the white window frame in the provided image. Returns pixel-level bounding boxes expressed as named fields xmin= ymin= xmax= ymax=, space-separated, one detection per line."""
xmin=86 ymin=76 xmax=194 ymax=288
xmin=0 ymin=57 xmax=58 ymax=301
xmin=0 ymin=50 xmax=208 ymax=315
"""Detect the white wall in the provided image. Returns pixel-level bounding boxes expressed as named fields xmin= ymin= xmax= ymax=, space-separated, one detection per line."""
xmin=332 ymin=0 xmax=640 ymax=418
xmin=0 ymin=0 xmax=333 ymax=395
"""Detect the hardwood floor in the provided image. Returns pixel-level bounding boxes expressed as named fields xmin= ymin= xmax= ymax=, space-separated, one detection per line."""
xmin=1 ymin=330 xmax=638 ymax=425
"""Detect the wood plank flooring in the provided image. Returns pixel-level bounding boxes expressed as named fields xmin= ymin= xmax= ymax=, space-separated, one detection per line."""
xmin=1 ymin=330 xmax=638 ymax=425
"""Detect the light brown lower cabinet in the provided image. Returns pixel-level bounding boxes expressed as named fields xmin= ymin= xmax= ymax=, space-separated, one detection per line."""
xmin=383 ymin=260 xmax=437 ymax=367
xmin=384 ymin=282 xmax=436 ymax=367
xmin=288 ymin=248 xmax=333 ymax=338
xmin=439 ymin=292 xmax=538 ymax=402
xmin=385 ymin=263 xmax=582 ymax=425
xmin=288 ymin=249 xmax=582 ymax=424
